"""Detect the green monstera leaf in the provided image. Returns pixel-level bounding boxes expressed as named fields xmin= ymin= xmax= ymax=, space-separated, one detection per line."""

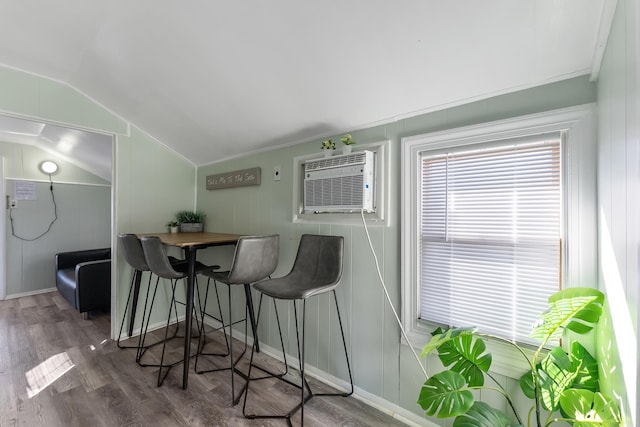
xmin=536 ymin=347 xmax=580 ymax=411
xmin=437 ymin=333 xmax=492 ymax=387
xmin=452 ymin=402 xmax=517 ymax=427
xmin=520 ymin=343 xmax=600 ymax=411
xmin=519 ymin=366 xmax=538 ymax=400
xmin=559 ymin=390 xmax=621 ymax=427
xmin=420 ymin=327 xmax=476 ymax=358
xmin=531 ymin=288 xmax=604 ymax=344
xmin=568 ymin=342 xmax=599 ymax=392
xmin=417 ymin=370 xmax=474 ymax=418
xmin=519 ymin=347 xmax=579 ymax=411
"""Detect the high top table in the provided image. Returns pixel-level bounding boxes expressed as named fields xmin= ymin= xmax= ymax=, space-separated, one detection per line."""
xmin=138 ymin=231 xmax=242 ymax=389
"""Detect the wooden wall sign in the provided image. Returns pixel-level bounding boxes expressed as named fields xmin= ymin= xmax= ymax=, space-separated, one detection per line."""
xmin=206 ymin=167 xmax=261 ymax=190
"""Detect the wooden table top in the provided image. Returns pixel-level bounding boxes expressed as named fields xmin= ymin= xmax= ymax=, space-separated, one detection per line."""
xmin=138 ymin=231 xmax=242 ymax=248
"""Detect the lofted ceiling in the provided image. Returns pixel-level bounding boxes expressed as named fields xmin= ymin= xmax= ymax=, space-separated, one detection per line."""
xmin=0 ymin=1 xmax=608 ymax=172
xmin=0 ymin=115 xmax=113 ymax=181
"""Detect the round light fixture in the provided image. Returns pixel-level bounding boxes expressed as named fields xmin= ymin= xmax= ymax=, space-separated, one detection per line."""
xmin=39 ymin=160 xmax=59 ymax=175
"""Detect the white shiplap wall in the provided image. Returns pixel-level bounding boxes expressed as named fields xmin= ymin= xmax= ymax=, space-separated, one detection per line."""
xmin=596 ymin=0 xmax=639 ymax=424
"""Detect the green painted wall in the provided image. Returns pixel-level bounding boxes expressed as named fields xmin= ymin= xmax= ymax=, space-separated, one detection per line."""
xmin=2 ymin=142 xmax=111 ymax=296
xmin=0 ymin=66 xmax=127 ymax=135
xmin=114 ymin=126 xmax=196 ymax=328
xmin=596 ymin=0 xmax=639 ymax=424
xmin=196 ymin=75 xmax=597 ymax=424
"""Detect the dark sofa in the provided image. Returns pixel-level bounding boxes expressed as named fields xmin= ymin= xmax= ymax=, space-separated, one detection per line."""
xmin=55 ymin=248 xmax=111 ymax=319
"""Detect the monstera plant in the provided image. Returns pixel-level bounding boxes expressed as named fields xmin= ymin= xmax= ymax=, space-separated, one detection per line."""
xmin=418 ymin=288 xmax=622 ymax=426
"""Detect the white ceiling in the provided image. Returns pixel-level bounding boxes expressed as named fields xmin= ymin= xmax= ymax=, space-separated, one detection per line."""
xmin=0 ymin=115 xmax=113 ymax=181
xmin=0 ymin=0 xmax=607 ymax=171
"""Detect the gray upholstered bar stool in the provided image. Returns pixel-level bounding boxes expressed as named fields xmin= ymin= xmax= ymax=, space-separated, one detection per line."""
xmin=117 ymin=233 xmax=186 ymax=362
xmin=196 ymin=234 xmax=279 ymax=405
xmin=242 ymin=234 xmax=353 ymax=425
xmin=139 ymin=235 xmax=215 ymax=386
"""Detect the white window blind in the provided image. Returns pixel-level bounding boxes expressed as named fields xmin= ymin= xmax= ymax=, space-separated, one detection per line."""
xmin=419 ymin=135 xmax=562 ymax=345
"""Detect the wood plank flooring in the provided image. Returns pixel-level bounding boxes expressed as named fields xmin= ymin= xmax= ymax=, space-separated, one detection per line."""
xmin=0 ymin=292 xmax=408 ymax=426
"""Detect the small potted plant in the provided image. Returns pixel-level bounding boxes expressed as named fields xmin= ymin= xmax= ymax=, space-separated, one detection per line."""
xmin=176 ymin=210 xmax=206 ymax=233
xmin=340 ymin=133 xmax=356 ymax=154
xmin=167 ymin=220 xmax=179 ymax=233
xmin=321 ymin=139 xmax=336 ymax=157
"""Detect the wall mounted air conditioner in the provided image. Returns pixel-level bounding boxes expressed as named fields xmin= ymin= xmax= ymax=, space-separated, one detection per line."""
xmin=303 ymin=150 xmax=375 ymax=213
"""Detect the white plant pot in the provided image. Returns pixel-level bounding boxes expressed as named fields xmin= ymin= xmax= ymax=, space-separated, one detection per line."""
xmin=323 ymin=149 xmax=332 ymax=158
xmin=342 ymin=145 xmax=353 ymax=155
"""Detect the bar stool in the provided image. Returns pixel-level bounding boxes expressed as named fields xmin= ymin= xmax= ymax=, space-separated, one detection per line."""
xmin=116 ymin=233 xmax=185 ymax=362
xmin=242 ymin=234 xmax=353 ymax=425
xmin=196 ymin=234 xmax=279 ymax=405
xmin=139 ymin=235 xmax=215 ymax=386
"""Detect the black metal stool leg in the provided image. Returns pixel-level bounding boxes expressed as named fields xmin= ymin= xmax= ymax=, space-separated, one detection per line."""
xmin=137 ymin=275 xmax=160 ymax=362
xmin=228 ymin=285 xmax=236 ymax=402
xmin=299 ymin=300 xmax=306 ymax=426
xmin=244 ymin=283 xmax=260 ymax=353
xmin=195 ymin=278 xmax=230 ymax=372
xmin=314 ymin=290 xmax=354 ymax=397
xmin=117 ymin=270 xmax=139 ymax=348
xmin=243 ymin=293 xmax=353 ymax=424
xmin=157 ymin=279 xmax=179 ymax=386
xmin=156 ymin=278 xmax=199 ymax=386
xmin=137 ymin=275 xmax=182 ymax=366
xmin=263 ymin=295 xmax=289 ymax=376
xmin=194 ymin=280 xmax=253 ymax=406
xmin=128 ymin=269 xmax=143 ymax=337
xmin=242 ymin=298 xmax=287 ymax=418
xmin=294 ymin=300 xmax=313 ymax=424
xmin=118 ymin=270 xmax=172 ymax=357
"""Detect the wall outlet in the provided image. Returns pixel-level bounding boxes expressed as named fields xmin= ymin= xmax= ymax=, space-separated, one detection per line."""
xmin=274 ymin=165 xmax=281 ymax=181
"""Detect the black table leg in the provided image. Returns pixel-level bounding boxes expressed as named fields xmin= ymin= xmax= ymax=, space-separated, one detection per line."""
xmin=182 ymin=247 xmax=196 ymax=389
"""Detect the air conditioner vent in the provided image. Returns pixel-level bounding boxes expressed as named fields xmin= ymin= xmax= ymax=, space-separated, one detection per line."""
xmin=304 ymin=152 xmax=367 ymax=172
xmin=303 ymin=150 xmax=375 ymax=213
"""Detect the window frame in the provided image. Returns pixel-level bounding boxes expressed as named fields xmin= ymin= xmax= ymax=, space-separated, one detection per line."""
xmin=401 ymin=104 xmax=596 ymax=377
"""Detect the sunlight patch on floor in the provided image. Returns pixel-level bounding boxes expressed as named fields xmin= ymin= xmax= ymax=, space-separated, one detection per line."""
xmin=25 ymin=352 xmax=75 ymax=398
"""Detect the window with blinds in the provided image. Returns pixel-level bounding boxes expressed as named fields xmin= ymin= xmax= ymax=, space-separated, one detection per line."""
xmin=419 ymin=134 xmax=562 ymax=345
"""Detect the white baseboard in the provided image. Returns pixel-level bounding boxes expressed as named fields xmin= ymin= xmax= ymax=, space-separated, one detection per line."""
xmin=5 ymin=287 xmax=57 ymax=299
xmin=117 ymin=314 xmax=187 ymax=339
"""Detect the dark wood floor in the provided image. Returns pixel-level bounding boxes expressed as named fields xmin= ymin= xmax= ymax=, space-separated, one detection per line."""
xmin=0 ymin=291 xmax=408 ymax=426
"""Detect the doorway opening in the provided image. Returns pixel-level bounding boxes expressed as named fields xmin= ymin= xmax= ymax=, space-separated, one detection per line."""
xmin=0 ymin=114 xmax=114 ymax=327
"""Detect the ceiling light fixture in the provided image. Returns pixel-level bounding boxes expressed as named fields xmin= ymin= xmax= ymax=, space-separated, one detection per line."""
xmin=39 ymin=160 xmax=59 ymax=175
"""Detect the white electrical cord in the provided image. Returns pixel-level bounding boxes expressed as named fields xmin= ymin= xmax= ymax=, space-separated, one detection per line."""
xmin=10 ymin=174 xmax=58 ymax=241
xmin=360 ymin=209 xmax=428 ymax=379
